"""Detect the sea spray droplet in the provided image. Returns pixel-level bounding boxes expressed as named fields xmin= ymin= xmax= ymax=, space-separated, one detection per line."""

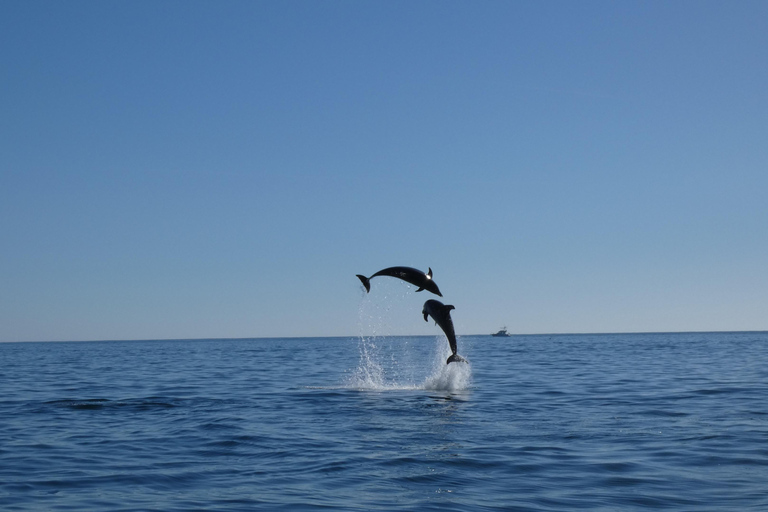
xmin=353 ymin=284 xmax=470 ymax=391
xmin=348 ymin=335 xmax=386 ymax=389
xmin=347 ymin=334 xmax=472 ymax=392
xmin=422 ymin=334 xmax=472 ymax=392
xmin=422 ymin=359 xmax=472 ymax=392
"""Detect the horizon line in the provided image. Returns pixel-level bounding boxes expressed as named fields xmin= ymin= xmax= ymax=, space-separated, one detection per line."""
xmin=2 ymin=329 xmax=766 ymax=344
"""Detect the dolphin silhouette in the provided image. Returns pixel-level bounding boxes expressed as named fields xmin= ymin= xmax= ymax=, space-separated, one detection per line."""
xmin=356 ymin=266 xmax=442 ymax=297
xmin=422 ymin=299 xmax=467 ymax=364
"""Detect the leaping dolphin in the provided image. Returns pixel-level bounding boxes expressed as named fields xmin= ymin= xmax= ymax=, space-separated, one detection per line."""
xmin=422 ymin=299 xmax=467 ymax=364
xmin=356 ymin=266 xmax=442 ymax=297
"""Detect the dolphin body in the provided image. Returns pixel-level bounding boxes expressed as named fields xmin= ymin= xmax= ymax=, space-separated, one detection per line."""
xmin=356 ymin=266 xmax=442 ymax=297
xmin=422 ymin=299 xmax=467 ymax=364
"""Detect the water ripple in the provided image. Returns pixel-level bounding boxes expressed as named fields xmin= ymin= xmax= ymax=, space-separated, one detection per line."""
xmin=2 ymin=333 xmax=768 ymax=511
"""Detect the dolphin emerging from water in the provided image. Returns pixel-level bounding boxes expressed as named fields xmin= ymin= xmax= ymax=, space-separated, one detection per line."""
xmin=356 ymin=266 xmax=442 ymax=297
xmin=422 ymin=299 xmax=467 ymax=364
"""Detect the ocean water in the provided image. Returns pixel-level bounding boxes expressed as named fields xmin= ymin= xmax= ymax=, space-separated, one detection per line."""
xmin=2 ymin=331 xmax=768 ymax=511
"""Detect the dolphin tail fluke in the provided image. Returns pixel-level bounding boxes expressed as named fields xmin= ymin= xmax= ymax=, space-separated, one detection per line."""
xmin=356 ymin=274 xmax=371 ymax=293
xmin=446 ymin=354 xmax=467 ymax=365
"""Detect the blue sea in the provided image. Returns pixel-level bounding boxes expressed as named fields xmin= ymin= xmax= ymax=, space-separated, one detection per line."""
xmin=2 ymin=331 xmax=768 ymax=511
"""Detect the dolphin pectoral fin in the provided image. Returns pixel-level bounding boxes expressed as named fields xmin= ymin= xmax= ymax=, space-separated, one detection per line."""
xmin=416 ymin=287 xmax=424 ymax=293
xmin=356 ymin=275 xmax=371 ymax=293
xmin=423 ymin=312 xmax=429 ymax=321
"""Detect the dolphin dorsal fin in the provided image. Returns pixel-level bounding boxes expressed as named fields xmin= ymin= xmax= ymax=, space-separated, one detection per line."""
xmin=427 ymin=267 xmax=433 ymax=279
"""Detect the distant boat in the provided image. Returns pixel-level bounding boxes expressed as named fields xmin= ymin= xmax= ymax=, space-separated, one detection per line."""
xmin=492 ymin=327 xmax=511 ymax=337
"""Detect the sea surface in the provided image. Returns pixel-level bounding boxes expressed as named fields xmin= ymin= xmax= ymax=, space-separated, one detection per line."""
xmin=2 ymin=331 xmax=768 ymax=511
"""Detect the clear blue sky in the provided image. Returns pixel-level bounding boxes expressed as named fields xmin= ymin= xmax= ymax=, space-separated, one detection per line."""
xmin=2 ymin=1 xmax=766 ymax=341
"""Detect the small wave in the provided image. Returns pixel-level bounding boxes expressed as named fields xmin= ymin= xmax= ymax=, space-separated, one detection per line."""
xmin=43 ymin=397 xmax=180 ymax=411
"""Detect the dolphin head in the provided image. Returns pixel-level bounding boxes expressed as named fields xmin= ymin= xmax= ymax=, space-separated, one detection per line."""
xmin=423 ymin=299 xmax=454 ymax=322
xmin=422 ymin=300 xmax=434 ymax=321
xmin=422 ymin=268 xmax=443 ymax=296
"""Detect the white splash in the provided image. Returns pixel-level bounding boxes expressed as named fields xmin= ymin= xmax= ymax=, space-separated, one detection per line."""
xmin=350 ymin=282 xmax=472 ymax=392
xmin=422 ymin=357 xmax=472 ymax=392
xmin=420 ymin=334 xmax=472 ymax=392
xmin=347 ymin=335 xmax=389 ymax=390
xmin=347 ymin=325 xmax=471 ymax=392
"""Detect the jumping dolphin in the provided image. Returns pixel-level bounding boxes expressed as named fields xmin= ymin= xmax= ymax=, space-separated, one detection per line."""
xmin=356 ymin=266 xmax=442 ymax=297
xmin=422 ymin=299 xmax=467 ymax=364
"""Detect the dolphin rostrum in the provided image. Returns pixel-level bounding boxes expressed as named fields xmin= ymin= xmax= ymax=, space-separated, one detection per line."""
xmin=356 ymin=266 xmax=442 ymax=297
xmin=422 ymin=299 xmax=467 ymax=364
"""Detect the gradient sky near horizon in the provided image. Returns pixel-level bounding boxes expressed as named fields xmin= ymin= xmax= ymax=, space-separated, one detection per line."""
xmin=2 ymin=1 xmax=767 ymax=342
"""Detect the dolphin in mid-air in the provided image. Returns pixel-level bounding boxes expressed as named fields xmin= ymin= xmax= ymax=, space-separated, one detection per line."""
xmin=422 ymin=299 xmax=467 ymax=364
xmin=356 ymin=266 xmax=442 ymax=297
